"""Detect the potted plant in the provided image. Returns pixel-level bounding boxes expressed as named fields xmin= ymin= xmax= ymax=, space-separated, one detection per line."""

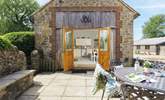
xmin=143 ymin=61 xmax=153 ymax=73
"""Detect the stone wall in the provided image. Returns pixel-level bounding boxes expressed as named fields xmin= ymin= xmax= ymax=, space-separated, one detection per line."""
xmin=31 ymin=49 xmax=56 ymax=72
xmin=119 ymin=3 xmax=135 ymax=65
xmin=0 ymin=48 xmax=26 ymax=77
xmin=33 ymin=1 xmax=55 ymax=59
xmin=31 ymin=50 xmax=40 ymax=71
xmin=0 ymin=70 xmax=35 ymax=100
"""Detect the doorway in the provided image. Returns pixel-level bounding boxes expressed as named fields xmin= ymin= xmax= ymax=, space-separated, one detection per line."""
xmin=74 ymin=29 xmax=98 ymax=69
xmin=63 ymin=28 xmax=74 ymax=71
xmin=63 ymin=28 xmax=111 ymax=71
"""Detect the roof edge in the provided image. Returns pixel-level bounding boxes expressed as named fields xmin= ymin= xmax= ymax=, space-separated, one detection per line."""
xmin=32 ymin=0 xmax=54 ymax=16
xmin=119 ymin=0 xmax=140 ymax=19
xmin=134 ymin=37 xmax=165 ymax=45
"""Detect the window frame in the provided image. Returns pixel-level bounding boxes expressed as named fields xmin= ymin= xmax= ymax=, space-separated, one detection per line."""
xmin=145 ymin=45 xmax=150 ymax=50
xmin=136 ymin=45 xmax=140 ymax=49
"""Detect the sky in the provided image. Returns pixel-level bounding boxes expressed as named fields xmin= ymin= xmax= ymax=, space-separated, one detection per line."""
xmin=37 ymin=0 xmax=165 ymax=40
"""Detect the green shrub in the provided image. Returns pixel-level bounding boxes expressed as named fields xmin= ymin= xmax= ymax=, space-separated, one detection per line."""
xmin=0 ymin=36 xmax=13 ymax=49
xmin=143 ymin=61 xmax=153 ymax=68
xmin=3 ymin=32 xmax=35 ymax=57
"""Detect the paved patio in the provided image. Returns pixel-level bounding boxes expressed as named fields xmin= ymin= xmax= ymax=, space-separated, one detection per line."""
xmin=17 ymin=72 xmax=120 ymax=100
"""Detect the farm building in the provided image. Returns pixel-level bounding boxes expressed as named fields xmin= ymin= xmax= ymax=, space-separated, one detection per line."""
xmin=33 ymin=0 xmax=139 ymax=71
xmin=134 ymin=37 xmax=165 ymax=56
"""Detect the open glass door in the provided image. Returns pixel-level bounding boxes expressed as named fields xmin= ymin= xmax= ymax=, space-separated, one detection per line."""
xmin=63 ymin=28 xmax=74 ymax=71
xmin=98 ymin=28 xmax=110 ymax=71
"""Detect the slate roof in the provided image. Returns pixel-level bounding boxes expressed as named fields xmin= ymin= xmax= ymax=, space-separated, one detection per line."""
xmin=134 ymin=37 xmax=165 ymax=45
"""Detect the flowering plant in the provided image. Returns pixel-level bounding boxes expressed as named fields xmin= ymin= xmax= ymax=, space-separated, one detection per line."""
xmin=143 ymin=61 xmax=153 ymax=68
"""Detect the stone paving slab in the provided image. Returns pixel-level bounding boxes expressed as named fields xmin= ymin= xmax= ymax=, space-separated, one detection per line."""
xmin=49 ymin=79 xmax=68 ymax=86
xmin=22 ymin=86 xmax=45 ymax=96
xmin=34 ymin=78 xmax=53 ymax=86
xmin=17 ymin=72 xmax=120 ymax=100
xmin=61 ymin=97 xmax=85 ymax=100
xmin=86 ymin=80 xmax=95 ymax=87
xmin=36 ymin=96 xmax=61 ymax=100
xmin=64 ymin=86 xmax=86 ymax=97
xmin=40 ymin=86 xmax=66 ymax=96
xmin=17 ymin=96 xmax=37 ymax=100
xmin=67 ymin=79 xmax=86 ymax=87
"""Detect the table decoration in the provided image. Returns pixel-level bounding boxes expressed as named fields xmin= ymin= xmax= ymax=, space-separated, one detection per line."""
xmin=143 ymin=60 xmax=153 ymax=73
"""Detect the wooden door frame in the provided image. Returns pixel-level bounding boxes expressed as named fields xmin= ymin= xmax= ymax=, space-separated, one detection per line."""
xmin=62 ymin=27 xmax=111 ymax=71
xmin=98 ymin=27 xmax=111 ymax=70
xmin=63 ymin=27 xmax=74 ymax=71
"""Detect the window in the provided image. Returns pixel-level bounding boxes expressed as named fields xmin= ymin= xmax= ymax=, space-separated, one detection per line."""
xmin=65 ymin=31 xmax=72 ymax=49
xmin=145 ymin=45 xmax=150 ymax=50
xmin=100 ymin=30 xmax=108 ymax=51
xmin=137 ymin=45 xmax=140 ymax=49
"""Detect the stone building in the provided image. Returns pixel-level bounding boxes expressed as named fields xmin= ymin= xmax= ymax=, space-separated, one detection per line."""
xmin=134 ymin=37 xmax=165 ymax=55
xmin=33 ymin=0 xmax=139 ymax=71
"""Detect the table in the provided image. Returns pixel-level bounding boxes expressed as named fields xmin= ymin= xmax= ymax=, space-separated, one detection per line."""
xmin=114 ymin=67 xmax=165 ymax=93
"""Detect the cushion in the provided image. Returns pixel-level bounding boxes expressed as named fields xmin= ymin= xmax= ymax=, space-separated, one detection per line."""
xmin=92 ymin=63 xmax=119 ymax=96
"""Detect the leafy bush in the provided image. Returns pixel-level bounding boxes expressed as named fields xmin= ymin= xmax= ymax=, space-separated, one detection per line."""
xmin=0 ymin=36 xmax=13 ymax=49
xmin=143 ymin=61 xmax=153 ymax=68
xmin=3 ymin=32 xmax=35 ymax=57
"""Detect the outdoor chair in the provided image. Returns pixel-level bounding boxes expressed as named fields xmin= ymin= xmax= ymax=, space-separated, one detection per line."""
xmin=92 ymin=63 xmax=120 ymax=100
xmin=121 ymin=82 xmax=165 ymax=100
xmin=110 ymin=60 xmax=122 ymax=67
xmin=109 ymin=60 xmax=124 ymax=83
xmin=111 ymin=65 xmax=124 ymax=74
xmin=110 ymin=60 xmax=122 ymax=73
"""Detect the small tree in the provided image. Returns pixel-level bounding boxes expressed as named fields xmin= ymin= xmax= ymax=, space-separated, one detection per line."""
xmin=143 ymin=14 xmax=165 ymax=38
xmin=0 ymin=0 xmax=39 ymax=34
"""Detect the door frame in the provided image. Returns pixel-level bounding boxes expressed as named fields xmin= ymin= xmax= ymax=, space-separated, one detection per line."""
xmin=62 ymin=27 xmax=111 ymax=71
xmin=98 ymin=27 xmax=111 ymax=71
xmin=63 ymin=27 xmax=74 ymax=71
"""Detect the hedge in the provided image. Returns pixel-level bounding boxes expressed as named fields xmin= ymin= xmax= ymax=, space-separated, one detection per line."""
xmin=3 ymin=32 xmax=35 ymax=57
xmin=0 ymin=36 xmax=13 ymax=50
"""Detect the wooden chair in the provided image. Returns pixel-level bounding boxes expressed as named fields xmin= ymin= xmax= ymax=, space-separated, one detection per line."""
xmin=121 ymin=82 xmax=165 ymax=100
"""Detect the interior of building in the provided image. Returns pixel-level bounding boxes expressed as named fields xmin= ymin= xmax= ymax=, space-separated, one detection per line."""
xmin=74 ymin=29 xmax=98 ymax=69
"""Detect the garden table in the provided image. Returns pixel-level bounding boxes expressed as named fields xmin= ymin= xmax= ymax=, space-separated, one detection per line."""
xmin=114 ymin=67 xmax=165 ymax=93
